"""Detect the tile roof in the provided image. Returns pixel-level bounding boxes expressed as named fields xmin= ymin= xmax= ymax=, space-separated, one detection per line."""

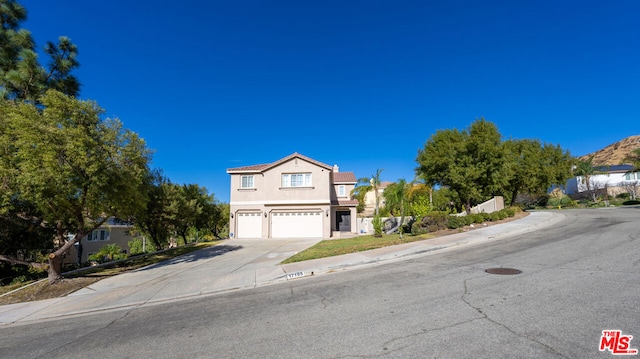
xmin=333 ymin=172 xmax=356 ymax=183
xmin=331 ymin=199 xmax=359 ymax=206
xmin=227 ymin=152 xmax=333 ymax=173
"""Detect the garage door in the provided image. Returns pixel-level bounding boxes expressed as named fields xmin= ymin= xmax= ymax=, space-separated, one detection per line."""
xmin=271 ymin=211 xmax=323 ymax=238
xmin=236 ymin=212 xmax=262 ymax=238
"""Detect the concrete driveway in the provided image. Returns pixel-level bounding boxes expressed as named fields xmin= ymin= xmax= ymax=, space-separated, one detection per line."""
xmin=0 ymin=237 xmax=323 ymax=324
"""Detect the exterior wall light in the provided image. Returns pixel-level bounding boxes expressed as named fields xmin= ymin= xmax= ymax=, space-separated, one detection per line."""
xmin=264 ymin=212 xmax=268 ymax=218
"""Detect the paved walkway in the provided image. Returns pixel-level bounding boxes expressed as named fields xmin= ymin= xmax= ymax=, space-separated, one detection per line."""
xmin=0 ymin=211 xmax=564 ymax=325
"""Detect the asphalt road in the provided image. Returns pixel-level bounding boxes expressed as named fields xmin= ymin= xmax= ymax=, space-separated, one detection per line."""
xmin=1 ymin=208 xmax=638 ymax=358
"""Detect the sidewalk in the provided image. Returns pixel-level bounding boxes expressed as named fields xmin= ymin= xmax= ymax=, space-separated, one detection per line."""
xmin=0 ymin=211 xmax=564 ymax=326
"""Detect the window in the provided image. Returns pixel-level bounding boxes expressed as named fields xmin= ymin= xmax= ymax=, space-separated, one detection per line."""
xmin=625 ymin=172 xmax=639 ymax=181
xmin=241 ymin=175 xmax=254 ymax=188
xmin=338 ymin=185 xmax=346 ymax=197
xmin=88 ymin=229 xmax=110 ymax=242
xmin=282 ymin=173 xmax=312 ymax=187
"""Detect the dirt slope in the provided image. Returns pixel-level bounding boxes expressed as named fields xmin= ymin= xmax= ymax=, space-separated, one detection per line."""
xmin=579 ymin=135 xmax=640 ymax=165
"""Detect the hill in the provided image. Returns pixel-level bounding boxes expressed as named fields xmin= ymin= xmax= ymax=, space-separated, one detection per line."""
xmin=578 ymin=135 xmax=640 ymax=165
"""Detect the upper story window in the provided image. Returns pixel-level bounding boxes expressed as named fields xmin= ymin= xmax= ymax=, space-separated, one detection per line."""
xmin=241 ymin=175 xmax=254 ymax=188
xmin=88 ymin=229 xmax=110 ymax=242
xmin=338 ymin=185 xmax=346 ymax=197
xmin=282 ymin=173 xmax=312 ymax=187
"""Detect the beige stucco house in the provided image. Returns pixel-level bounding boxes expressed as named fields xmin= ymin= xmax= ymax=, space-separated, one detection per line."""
xmin=361 ymin=181 xmax=393 ymax=216
xmin=64 ymin=218 xmax=134 ymax=264
xmin=227 ymin=153 xmax=358 ymax=239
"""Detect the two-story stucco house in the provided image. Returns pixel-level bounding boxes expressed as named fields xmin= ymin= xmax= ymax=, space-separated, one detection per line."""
xmin=227 ymin=153 xmax=358 ymax=239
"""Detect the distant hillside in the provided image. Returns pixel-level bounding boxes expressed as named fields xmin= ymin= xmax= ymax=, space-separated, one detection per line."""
xmin=579 ymin=135 xmax=640 ymax=165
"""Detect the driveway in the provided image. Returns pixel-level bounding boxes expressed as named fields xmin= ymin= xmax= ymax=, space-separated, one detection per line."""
xmin=0 ymin=237 xmax=322 ymax=324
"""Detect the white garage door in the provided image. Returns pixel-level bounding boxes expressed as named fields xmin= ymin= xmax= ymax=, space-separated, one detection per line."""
xmin=271 ymin=211 xmax=323 ymax=238
xmin=236 ymin=212 xmax=262 ymax=238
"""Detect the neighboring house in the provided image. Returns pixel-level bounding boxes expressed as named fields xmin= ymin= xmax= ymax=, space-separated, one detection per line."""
xmin=361 ymin=181 xmax=392 ymax=217
xmin=565 ymin=164 xmax=640 ymax=199
xmin=226 ymin=153 xmax=358 ymax=239
xmin=64 ymin=218 xmax=135 ymax=264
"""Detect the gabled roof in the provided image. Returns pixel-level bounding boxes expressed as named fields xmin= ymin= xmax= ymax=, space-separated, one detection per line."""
xmin=227 ymin=152 xmax=333 ymax=174
xmin=333 ymin=172 xmax=357 ymax=183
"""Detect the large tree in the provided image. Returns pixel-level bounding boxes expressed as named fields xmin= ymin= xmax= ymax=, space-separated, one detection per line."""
xmin=0 ymin=91 xmax=151 ymax=282
xmin=503 ymin=139 xmax=573 ymax=206
xmin=416 ymin=118 xmax=512 ymax=214
xmin=0 ymin=0 xmax=80 ymax=101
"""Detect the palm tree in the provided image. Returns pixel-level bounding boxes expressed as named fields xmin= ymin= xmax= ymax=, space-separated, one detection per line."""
xmin=573 ymin=156 xmax=604 ymax=201
xmin=383 ymin=179 xmax=411 ymax=238
xmin=351 ymin=168 xmax=383 ymax=216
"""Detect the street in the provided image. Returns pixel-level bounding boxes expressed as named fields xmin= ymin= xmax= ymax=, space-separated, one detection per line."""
xmin=1 ymin=208 xmax=638 ymax=358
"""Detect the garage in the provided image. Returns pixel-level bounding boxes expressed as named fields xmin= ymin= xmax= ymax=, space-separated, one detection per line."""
xmin=236 ymin=212 xmax=262 ymax=238
xmin=271 ymin=211 xmax=323 ymax=238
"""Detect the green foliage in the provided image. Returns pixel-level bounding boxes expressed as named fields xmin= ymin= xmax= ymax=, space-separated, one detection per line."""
xmin=1 ymin=263 xmax=46 ymax=286
xmin=372 ymin=215 xmax=383 ymax=237
xmin=134 ymin=172 xmax=228 ymax=248
xmin=351 ymin=168 xmax=383 ymax=215
xmin=412 ymin=212 xmax=449 ymax=234
xmin=127 ymin=237 xmax=156 ymax=255
xmin=88 ymin=244 xmax=127 ymax=264
xmin=416 ymin=118 xmax=572 ymax=213
xmin=0 ymin=90 xmax=152 ymax=281
xmin=447 ymin=216 xmax=468 ymax=229
xmin=616 ymin=192 xmax=630 ymax=200
xmin=503 ymin=139 xmax=573 ymax=206
xmin=0 ymin=1 xmax=80 ymax=101
xmin=547 ymin=195 xmax=576 ymax=208
xmin=416 ymin=118 xmax=512 ymax=214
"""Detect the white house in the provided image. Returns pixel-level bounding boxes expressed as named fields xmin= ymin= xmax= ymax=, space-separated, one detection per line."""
xmin=565 ymin=164 xmax=640 ymax=199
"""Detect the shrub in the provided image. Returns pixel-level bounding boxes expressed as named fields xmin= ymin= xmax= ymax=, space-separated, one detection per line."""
xmin=88 ymin=244 xmax=127 ymax=264
xmin=469 ymin=213 xmax=485 ymax=224
xmin=616 ymin=193 xmax=630 ymax=200
xmin=447 ymin=216 xmax=465 ymax=229
xmin=622 ymin=200 xmax=640 ymax=205
xmin=412 ymin=212 xmax=449 ymax=233
xmin=411 ymin=222 xmax=429 ymax=235
xmin=372 ymin=215 xmax=383 ymax=237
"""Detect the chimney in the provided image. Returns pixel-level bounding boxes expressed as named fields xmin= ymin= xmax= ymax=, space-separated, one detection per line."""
xmin=333 ymin=164 xmax=339 ymax=172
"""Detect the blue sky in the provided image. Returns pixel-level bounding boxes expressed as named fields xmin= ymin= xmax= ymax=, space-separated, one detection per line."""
xmin=21 ymin=0 xmax=640 ymax=202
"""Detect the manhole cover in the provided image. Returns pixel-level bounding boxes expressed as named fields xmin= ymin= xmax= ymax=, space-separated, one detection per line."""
xmin=485 ymin=268 xmax=522 ymax=275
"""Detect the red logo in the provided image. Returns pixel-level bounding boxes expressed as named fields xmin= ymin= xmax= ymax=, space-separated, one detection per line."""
xmin=600 ymin=330 xmax=638 ymax=355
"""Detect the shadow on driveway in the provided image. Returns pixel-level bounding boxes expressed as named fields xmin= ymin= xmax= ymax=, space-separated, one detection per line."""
xmin=135 ymin=245 xmax=244 ymax=271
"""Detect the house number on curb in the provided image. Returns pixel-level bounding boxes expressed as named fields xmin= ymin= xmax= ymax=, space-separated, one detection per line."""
xmin=287 ymin=271 xmax=305 ymax=279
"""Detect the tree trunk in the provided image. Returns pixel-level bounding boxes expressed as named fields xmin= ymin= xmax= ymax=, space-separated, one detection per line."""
xmin=47 ymin=252 xmax=64 ymax=283
xmin=510 ymin=188 xmax=519 ymax=207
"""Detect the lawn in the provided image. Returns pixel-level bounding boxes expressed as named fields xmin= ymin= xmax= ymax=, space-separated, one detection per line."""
xmin=280 ymin=233 xmax=434 ymax=264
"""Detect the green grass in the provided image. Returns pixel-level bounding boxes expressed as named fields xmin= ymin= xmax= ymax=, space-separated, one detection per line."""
xmin=280 ymin=233 xmax=434 ymax=264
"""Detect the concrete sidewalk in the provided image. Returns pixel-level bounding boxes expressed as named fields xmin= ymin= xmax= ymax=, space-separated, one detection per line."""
xmin=0 ymin=211 xmax=564 ymax=326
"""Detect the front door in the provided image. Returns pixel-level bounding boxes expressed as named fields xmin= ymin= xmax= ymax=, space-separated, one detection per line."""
xmin=335 ymin=210 xmax=351 ymax=232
